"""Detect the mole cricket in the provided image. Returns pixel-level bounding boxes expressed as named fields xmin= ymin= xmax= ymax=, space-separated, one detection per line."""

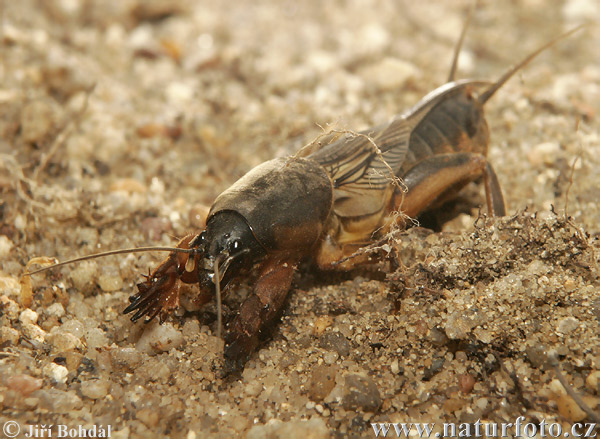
xmin=26 ymin=13 xmax=583 ymax=373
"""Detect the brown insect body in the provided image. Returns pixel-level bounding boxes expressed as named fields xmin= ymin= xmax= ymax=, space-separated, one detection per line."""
xmin=28 ymin=18 xmax=582 ymax=373
xmin=128 ymin=24 xmax=581 ymax=371
xmin=128 ymin=78 xmax=525 ymax=372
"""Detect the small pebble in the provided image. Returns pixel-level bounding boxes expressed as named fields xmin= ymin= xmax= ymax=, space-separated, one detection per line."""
xmin=0 ymin=278 xmax=20 ymax=298
xmin=428 ymin=327 xmax=449 ymax=346
xmin=166 ymin=81 xmax=194 ymax=105
xmin=549 ymin=379 xmax=587 ymax=422
xmin=182 ymin=319 xmax=201 ymax=339
xmin=586 ymin=370 xmax=600 ymax=393
xmin=525 ymin=344 xmax=548 ymax=368
xmin=136 ymin=321 xmax=184 ymax=355
xmin=443 ymin=397 xmax=467 ymax=413
xmin=98 ymin=272 xmax=124 ymax=293
xmin=69 ymin=261 xmax=97 ymax=293
xmin=109 ymin=178 xmax=147 ymax=193
xmin=319 ymin=332 xmax=350 ymax=357
xmin=43 ymin=362 xmax=69 ymax=384
xmin=141 ymin=216 xmax=172 ymax=241
xmin=45 ymin=303 xmax=65 ymax=318
xmin=342 ymin=374 xmax=382 ymax=412
xmin=21 ymin=323 xmax=47 ymax=343
xmin=308 ymin=364 xmax=337 ymax=402
xmin=557 ymin=316 xmax=580 ymax=334
xmin=313 ymin=315 xmax=333 ymax=336
xmin=323 ymin=351 xmax=339 ymax=365
xmin=458 ymin=373 xmax=476 ymax=394
xmin=245 ymin=380 xmax=263 ymax=397
xmin=80 ymin=379 xmax=110 ymax=399
xmin=19 ymin=309 xmax=39 ymax=325
xmin=136 ymin=407 xmax=160 ymax=428
xmin=36 ymin=389 xmax=82 ymax=414
xmin=445 ymin=308 xmax=485 ymax=340
xmin=60 ymin=319 xmax=85 ymax=338
xmin=0 ymin=326 xmax=19 ymax=345
xmin=111 ymin=347 xmax=142 ymax=372
xmin=85 ymin=328 xmax=109 ymax=351
xmin=45 ymin=331 xmax=82 ymax=352
xmin=6 ymin=374 xmax=43 ymax=396
xmin=474 ymin=397 xmax=488 ymax=411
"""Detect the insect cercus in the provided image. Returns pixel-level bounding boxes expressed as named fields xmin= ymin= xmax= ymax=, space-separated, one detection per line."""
xmin=27 ymin=15 xmax=583 ymax=373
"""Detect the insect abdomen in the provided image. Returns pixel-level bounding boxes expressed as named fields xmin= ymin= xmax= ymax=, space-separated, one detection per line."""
xmin=401 ymin=86 xmax=489 ymax=176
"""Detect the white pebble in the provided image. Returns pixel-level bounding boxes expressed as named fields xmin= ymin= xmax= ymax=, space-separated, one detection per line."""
xmin=43 ymin=363 xmax=69 ymax=384
xmin=85 ymin=328 xmax=109 ymax=350
xmin=60 ymin=319 xmax=85 ymax=339
xmin=19 ymin=309 xmax=39 ymax=325
xmin=45 ymin=303 xmax=65 ymax=318
xmin=136 ymin=321 xmax=184 ymax=355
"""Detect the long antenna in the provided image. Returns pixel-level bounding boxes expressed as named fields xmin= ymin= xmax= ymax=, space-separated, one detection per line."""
xmin=213 ymin=255 xmax=223 ymax=339
xmin=448 ymin=0 xmax=478 ymax=82
xmin=24 ymin=246 xmax=195 ymax=276
xmin=478 ymin=25 xmax=585 ymax=104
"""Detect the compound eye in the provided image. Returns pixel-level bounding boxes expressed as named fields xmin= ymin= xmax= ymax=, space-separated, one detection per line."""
xmin=228 ymin=238 xmax=242 ymax=254
xmin=190 ymin=231 xmax=207 ymax=249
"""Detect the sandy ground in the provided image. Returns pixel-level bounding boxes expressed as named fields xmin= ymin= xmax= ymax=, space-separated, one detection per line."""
xmin=1 ymin=0 xmax=599 ymax=438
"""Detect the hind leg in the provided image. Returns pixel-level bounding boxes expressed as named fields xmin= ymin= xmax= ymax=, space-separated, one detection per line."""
xmin=396 ymin=152 xmax=506 ymax=218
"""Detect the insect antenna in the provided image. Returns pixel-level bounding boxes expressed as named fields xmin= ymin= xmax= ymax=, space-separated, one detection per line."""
xmin=24 ymin=246 xmax=195 ymax=276
xmin=213 ymin=254 xmax=224 ymax=339
xmin=478 ymin=25 xmax=585 ymax=105
xmin=447 ymin=0 xmax=478 ymax=82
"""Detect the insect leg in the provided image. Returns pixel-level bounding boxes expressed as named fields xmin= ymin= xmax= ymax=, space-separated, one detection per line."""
xmin=223 ymin=257 xmax=297 ymax=374
xmin=396 ymin=152 xmax=506 ymax=218
xmin=482 ymin=160 xmax=506 ymax=216
xmin=315 ymin=239 xmax=373 ymax=270
xmin=123 ymin=233 xmax=208 ymax=323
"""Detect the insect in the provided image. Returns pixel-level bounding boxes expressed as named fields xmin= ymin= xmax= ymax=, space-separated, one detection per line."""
xmin=27 ymin=16 xmax=582 ymax=374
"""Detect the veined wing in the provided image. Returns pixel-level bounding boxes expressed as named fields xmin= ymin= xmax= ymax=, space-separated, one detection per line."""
xmin=306 ymin=79 xmax=491 ymax=219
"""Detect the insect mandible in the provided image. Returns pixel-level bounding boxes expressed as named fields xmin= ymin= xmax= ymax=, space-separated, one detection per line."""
xmin=26 ymin=15 xmax=583 ymax=374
